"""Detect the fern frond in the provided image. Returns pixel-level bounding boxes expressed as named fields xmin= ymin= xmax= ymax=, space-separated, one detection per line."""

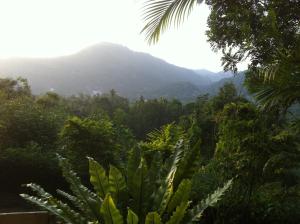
xmin=186 ymin=179 xmax=232 ymax=222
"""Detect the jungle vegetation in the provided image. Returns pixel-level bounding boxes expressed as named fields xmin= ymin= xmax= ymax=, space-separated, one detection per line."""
xmin=0 ymin=0 xmax=299 ymax=223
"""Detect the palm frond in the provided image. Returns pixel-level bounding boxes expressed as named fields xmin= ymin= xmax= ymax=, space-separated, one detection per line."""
xmin=248 ymin=47 xmax=300 ymax=110
xmin=255 ymin=85 xmax=300 ymax=110
xmin=141 ymin=0 xmax=203 ymax=44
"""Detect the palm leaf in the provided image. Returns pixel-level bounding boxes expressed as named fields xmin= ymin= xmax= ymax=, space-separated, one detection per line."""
xmin=247 ymin=47 xmax=300 ymax=110
xmin=141 ymin=0 xmax=203 ymax=44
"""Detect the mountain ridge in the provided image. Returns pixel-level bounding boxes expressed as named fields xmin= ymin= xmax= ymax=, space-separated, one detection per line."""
xmin=0 ymin=43 xmax=244 ymax=101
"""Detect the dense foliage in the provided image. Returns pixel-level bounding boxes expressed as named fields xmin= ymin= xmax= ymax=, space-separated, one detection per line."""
xmin=0 ymin=76 xmax=299 ymax=223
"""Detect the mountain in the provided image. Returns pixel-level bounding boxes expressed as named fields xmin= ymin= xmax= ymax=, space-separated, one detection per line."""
xmin=0 ymin=43 xmax=248 ymax=101
xmin=145 ymin=82 xmax=202 ymax=102
xmin=194 ymin=69 xmax=233 ymax=82
xmin=0 ymin=43 xmax=212 ymax=100
xmin=204 ymin=72 xmax=250 ymax=99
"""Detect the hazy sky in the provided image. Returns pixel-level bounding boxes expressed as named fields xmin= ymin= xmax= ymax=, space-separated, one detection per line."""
xmin=0 ymin=0 xmax=247 ymax=72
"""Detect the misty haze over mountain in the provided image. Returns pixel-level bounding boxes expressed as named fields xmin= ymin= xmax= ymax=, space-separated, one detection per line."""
xmin=0 ymin=43 xmax=244 ymax=101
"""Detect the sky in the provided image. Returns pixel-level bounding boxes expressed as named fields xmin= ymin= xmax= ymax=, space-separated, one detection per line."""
xmin=0 ymin=0 xmax=247 ymax=72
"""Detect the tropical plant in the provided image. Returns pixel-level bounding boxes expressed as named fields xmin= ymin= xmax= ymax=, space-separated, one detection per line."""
xmin=140 ymin=123 xmax=186 ymax=160
xmin=141 ymin=0 xmax=203 ymax=44
xmin=245 ymin=47 xmax=300 ymax=111
xmin=21 ymin=141 xmax=232 ymax=224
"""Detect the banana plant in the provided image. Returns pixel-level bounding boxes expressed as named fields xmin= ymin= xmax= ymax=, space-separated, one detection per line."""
xmin=21 ymin=141 xmax=232 ymax=223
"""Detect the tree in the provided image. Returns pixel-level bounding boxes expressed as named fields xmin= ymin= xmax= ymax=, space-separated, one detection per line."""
xmin=59 ymin=116 xmax=118 ymax=170
xmin=141 ymin=0 xmax=300 ymax=110
xmin=0 ymin=77 xmax=31 ymax=100
xmin=209 ymin=102 xmax=300 ymax=223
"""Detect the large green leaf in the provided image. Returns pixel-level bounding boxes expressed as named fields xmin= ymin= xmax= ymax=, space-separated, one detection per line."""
xmin=145 ymin=212 xmax=161 ymax=224
xmin=127 ymin=147 xmax=142 ymax=193
xmin=58 ymin=155 xmax=101 ymax=221
xmin=21 ymin=183 xmax=87 ymax=224
xmin=174 ymin=139 xmax=201 ymax=187
xmin=100 ymin=194 xmax=123 ymax=224
xmin=158 ymin=140 xmax=185 ymax=214
xmin=167 ymin=179 xmax=191 ymax=213
xmin=130 ymin=158 xmax=149 ymax=219
xmin=89 ymin=157 xmax=110 ymax=199
xmin=166 ymin=201 xmax=190 ymax=224
xmin=127 ymin=209 xmax=139 ymax=224
xmin=109 ymin=165 xmax=127 ymax=203
xmin=147 ymin=151 xmax=163 ymax=193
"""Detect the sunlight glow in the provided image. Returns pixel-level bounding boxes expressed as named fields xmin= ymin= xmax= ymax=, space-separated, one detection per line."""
xmin=0 ymin=0 xmax=247 ymax=71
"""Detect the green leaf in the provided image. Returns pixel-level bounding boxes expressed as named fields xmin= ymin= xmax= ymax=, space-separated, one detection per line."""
xmin=167 ymin=179 xmax=191 ymax=213
xmin=89 ymin=157 xmax=110 ymax=199
xmin=100 ymin=194 xmax=123 ymax=224
xmin=174 ymin=139 xmax=201 ymax=187
xmin=127 ymin=147 xmax=142 ymax=193
xmin=158 ymin=181 xmax=173 ymax=215
xmin=130 ymin=158 xmax=149 ymax=219
xmin=127 ymin=209 xmax=138 ymax=224
xmin=109 ymin=165 xmax=127 ymax=203
xmin=147 ymin=151 xmax=163 ymax=190
xmin=166 ymin=201 xmax=190 ymax=224
xmin=21 ymin=183 xmax=87 ymax=224
xmin=58 ymin=155 xmax=101 ymax=221
xmin=158 ymin=140 xmax=185 ymax=214
xmin=145 ymin=212 xmax=161 ymax=224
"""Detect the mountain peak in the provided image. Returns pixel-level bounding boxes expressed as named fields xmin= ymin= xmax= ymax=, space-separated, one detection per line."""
xmin=0 ymin=43 xmax=213 ymax=101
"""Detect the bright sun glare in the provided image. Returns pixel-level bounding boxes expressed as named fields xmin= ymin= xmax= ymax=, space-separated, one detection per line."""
xmin=0 ymin=0 xmax=246 ymax=71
